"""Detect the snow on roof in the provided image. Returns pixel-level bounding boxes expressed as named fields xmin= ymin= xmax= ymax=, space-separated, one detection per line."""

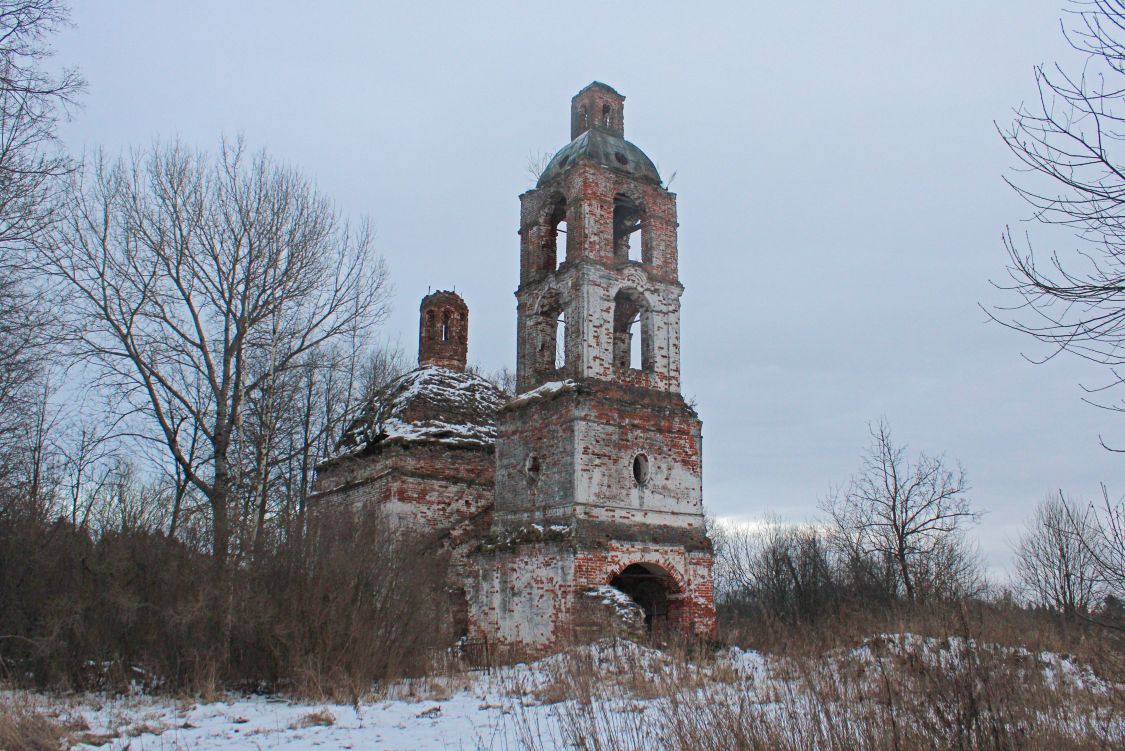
xmin=333 ymin=366 xmax=508 ymax=458
xmin=505 ymin=379 xmax=578 ymax=410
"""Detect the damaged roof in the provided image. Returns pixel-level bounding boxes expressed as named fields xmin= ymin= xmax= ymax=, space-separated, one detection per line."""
xmin=334 ymin=365 xmax=508 ymax=458
xmin=537 ymin=129 xmax=661 ymax=187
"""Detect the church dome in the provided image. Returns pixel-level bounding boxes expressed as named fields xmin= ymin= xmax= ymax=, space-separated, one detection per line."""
xmin=335 ymin=365 xmax=508 ymax=457
xmin=537 ymin=129 xmax=661 ymax=188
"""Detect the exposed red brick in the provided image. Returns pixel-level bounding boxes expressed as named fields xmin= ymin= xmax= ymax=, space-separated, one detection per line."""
xmin=315 ymin=83 xmax=717 ymax=654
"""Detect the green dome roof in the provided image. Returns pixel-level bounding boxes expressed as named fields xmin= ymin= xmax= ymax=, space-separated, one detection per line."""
xmin=537 ymin=129 xmax=661 ymax=187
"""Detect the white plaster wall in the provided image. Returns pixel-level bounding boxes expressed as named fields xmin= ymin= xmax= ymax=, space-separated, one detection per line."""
xmin=470 ymin=547 xmax=576 ymax=648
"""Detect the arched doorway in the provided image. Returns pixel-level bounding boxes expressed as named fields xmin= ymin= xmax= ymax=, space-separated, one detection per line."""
xmin=609 ymin=563 xmax=680 ymax=634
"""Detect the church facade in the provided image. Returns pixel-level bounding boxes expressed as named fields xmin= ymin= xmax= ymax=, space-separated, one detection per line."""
xmin=315 ymin=83 xmax=715 ymax=655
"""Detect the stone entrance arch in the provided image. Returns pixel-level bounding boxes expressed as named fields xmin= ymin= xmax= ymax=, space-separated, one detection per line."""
xmin=609 ymin=562 xmax=682 ymax=634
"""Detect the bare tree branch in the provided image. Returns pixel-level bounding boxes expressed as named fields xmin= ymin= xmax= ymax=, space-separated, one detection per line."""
xmin=992 ymin=1 xmax=1125 ymax=416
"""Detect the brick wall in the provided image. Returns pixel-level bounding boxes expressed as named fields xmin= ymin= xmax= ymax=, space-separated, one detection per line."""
xmin=493 ymin=381 xmax=703 ymax=530
xmin=314 ymin=442 xmax=494 ymax=566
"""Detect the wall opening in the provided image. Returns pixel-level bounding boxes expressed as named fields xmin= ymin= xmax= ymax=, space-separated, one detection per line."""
xmin=554 ymin=310 xmax=567 ymax=371
xmin=538 ymin=196 xmax=567 ymax=274
xmin=535 ymin=293 xmax=567 ymax=376
xmin=629 ymin=314 xmax=641 ymax=367
xmin=632 ymin=453 xmax=649 ymax=485
xmin=602 ymin=102 xmax=612 ymax=127
xmin=610 ymin=563 xmax=678 ymax=632
xmin=612 ymin=194 xmax=644 ymax=263
xmin=555 ymin=219 xmax=567 ymax=268
xmin=441 ymin=310 xmax=451 ymax=341
xmin=613 ymin=288 xmax=653 ymax=372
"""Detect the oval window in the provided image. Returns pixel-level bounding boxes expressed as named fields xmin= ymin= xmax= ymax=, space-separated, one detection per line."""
xmin=632 ymin=453 xmax=649 ymax=485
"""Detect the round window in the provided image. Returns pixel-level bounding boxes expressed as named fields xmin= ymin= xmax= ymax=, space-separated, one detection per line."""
xmin=614 ymin=151 xmax=629 ymax=166
xmin=632 ymin=453 xmax=649 ymax=485
xmin=525 ymin=454 xmax=541 ymax=481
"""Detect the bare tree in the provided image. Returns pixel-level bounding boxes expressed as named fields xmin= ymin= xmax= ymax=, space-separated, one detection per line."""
xmin=0 ymin=0 xmax=82 ymax=508
xmin=1077 ymin=485 xmax=1125 ymax=604
xmin=0 ymin=270 xmax=50 ymax=499
xmin=55 ymin=410 xmax=118 ymax=529
xmin=525 ymin=149 xmax=554 ymax=185
xmin=994 ymin=1 xmax=1125 ymax=424
xmin=41 ymin=139 xmax=390 ymax=567
xmin=1015 ymin=491 xmax=1104 ymax=617
xmin=0 ymin=0 xmax=82 ymax=256
xmin=744 ymin=523 xmax=838 ymax=624
xmin=91 ymin=457 xmax=169 ymax=535
xmin=825 ymin=420 xmax=979 ymax=602
xmin=468 ymin=363 xmax=516 ymax=397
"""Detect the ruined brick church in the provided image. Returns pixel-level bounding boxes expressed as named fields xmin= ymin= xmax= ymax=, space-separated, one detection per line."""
xmin=316 ymin=83 xmax=715 ymax=654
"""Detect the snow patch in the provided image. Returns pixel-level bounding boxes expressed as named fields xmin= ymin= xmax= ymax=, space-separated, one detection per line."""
xmin=505 ymin=379 xmax=578 ymax=409
xmin=584 ymin=585 xmax=645 ymax=625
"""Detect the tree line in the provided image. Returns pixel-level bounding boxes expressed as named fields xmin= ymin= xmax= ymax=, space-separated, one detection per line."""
xmin=712 ymin=421 xmax=1125 ymax=640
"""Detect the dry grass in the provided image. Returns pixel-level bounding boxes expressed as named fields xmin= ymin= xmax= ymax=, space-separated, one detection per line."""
xmin=371 ymin=668 xmax=475 ymax=703
xmin=658 ymin=637 xmax=1122 ymax=751
xmin=123 ymin=720 xmax=166 ymax=738
xmin=722 ymin=600 xmax=1124 ymax=683
xmin=510 ymin=625 xmax=1124 ymax=751
xmin=0 ymin=698 xmax=85 ymax=751
xmin=289 ymin=708 xmax=336 ymax=729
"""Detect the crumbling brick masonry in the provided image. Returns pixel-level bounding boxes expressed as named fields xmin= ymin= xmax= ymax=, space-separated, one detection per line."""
xmin=315 ymin=82 xmax=716 ymax=656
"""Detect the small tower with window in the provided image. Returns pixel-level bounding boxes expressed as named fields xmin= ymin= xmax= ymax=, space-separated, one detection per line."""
xmin=471 ymin=83 xmax=715 ymax=652
xmin=419 ymin=290 xmax=468 ymax=371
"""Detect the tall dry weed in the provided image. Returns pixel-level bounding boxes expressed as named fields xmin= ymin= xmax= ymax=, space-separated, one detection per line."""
xmin=513 ymin=627 xmax=1123 ymax=751
xmin=0 ymin=699 xmax=79 ymax=751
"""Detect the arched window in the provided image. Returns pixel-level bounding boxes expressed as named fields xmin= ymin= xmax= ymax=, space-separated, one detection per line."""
xmin=613 ymin=194 xmax=644 ymax=263
xmin=441 ymin=310 xmax=451 ymax=341
xmin=602 ymin=102 xmax=611 ymax=127
xmin=578 ymin=106 xmax=589 ymax=130
xmin=538 ymin=195 xmax=567 ymax=274
xmin=613 ymin=288 xmax=653 ymax=372
xmin=426 ymin=311 xmax=437 ymax=342
xmin=535 ymin=293 xmax=568 ymax=374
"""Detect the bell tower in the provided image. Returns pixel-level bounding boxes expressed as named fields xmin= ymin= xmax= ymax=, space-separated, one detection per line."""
xmin=470 ymin=83 xmax=715 ymax=652
xmin=514 ymin=82 xmax=683 ymax=395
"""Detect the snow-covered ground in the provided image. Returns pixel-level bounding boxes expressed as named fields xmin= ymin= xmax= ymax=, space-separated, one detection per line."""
xmin=10 ymin=641 xmax=682 ymax=750
xmin=7 ymin=636 xmax=1121 ymax=750
xmin=12 ymin=675 xmax=527 ymax=749
xmin=11 ymin=643 xmax=651 ymax=750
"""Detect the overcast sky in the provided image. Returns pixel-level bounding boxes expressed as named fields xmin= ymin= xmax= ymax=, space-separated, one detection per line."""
xmin=55 ymin=1 xmax=1121 ymax=576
